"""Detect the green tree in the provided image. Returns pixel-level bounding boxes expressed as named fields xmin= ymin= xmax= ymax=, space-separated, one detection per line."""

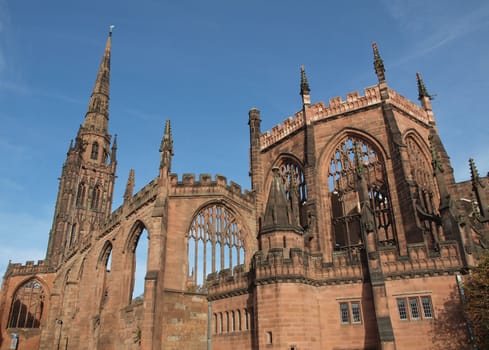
xmin=464 ymin=252 xmax=489 ymax=349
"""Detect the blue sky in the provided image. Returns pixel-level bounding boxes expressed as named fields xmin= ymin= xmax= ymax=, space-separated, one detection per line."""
xmin=1 ymin=0 xmax=488 ymax=279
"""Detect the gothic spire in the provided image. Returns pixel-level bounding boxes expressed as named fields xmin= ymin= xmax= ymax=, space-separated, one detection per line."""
xmin=372 ymin=42 xmax=386 ymax=83
xmin=124 ymin=169 xmax=135 ymax=202
xmin=83 ymin=28 xmax=113 ymax=132
xmin=159 ymin=120 xmax=174 ymax=171
xmin=416 ymin=72 xmax=431 ymax=100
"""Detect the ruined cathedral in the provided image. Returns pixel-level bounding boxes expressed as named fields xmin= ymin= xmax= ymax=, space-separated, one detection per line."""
xmin=1 ymin=30 xmax=488 ymax=350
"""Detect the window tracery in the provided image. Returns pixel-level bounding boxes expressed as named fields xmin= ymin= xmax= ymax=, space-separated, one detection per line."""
xmin=328 ymin=136 xmax=395 ymax=252
xmin=187 ymin=204 xmax=246 ymax=289
xmin=276 ymin=159 xmax=307 ymax=226
xmin=405 ymin=135 xmax=441 ymax=246
xmin=91 ymin=185 xmax=101 ymax=210
xmin=8 ymin=279 xmax=45 ymax=329
xmin=76 ymin=182 xmax=87 ymax=207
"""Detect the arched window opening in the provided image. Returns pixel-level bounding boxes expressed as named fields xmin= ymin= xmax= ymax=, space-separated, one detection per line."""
xmin=244 ymin=309 xmax=249 ymax=330
xmin=219 ymin=313 xmax=223 ymax=333
xmin=406 ymin=136 xmax=441 ymax=247
xmin=8 ymin=279 xmax=45 ymax=329
xmin=69 ymin=223 xmax=77 ymax=247
xmin=91 ymin=185 xmax=101 ymax=210
xmin=90 ymin=142 xmax=99 ymax=160
xmin=76 ymin=182 xmax=86 ymax=208
xmin=131 ymin=227 xmax=148 ymax=302
xmin=328 ymin=136 xmax=395 ymax=254
xmin=277 ymin=159 xmax=307 ymax=227
xmin=187 ymin=204 xmax=246 ymax=291
xmin=237 ymin=309 xmax=242 ymax=330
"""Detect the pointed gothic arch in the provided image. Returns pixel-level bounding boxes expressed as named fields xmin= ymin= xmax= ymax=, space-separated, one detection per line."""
xmin=404 ymin=130 xmax=442 ymax=246
xmin=7 ymin=278 xmax=47 ymax=329
xmin=268 ymin=154 xmax=308 ymax=227
xmin=324 ymin=132 xmax=396 ymax=252
xmin=124 ymin=220 xmax=150 ymax=302
xmin=186 ymin=202 xmax=246 ymax=290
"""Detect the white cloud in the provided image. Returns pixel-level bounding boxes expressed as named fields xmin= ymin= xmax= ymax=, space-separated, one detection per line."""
xmin=380 ymin=1 xmax=489 ymax=64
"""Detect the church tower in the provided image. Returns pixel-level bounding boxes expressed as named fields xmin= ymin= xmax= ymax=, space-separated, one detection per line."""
xmin=46 ymin=29 xmax=117 ymax=266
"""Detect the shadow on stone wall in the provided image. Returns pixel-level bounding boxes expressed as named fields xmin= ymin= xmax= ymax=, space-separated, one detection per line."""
xmin=429 ymin=287 xmax=470 ymax=350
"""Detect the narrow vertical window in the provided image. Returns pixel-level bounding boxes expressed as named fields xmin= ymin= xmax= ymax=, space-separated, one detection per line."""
xmin=340 ymin=302 xmax=350 ymax=324
xmin=266 ymin=331 xmax=273 ymax=344
xmin=351 ymin=302 xmax=361 ymax=323
xmin=76 ymin=182 xmax=86 ymax=207
xmin=421 ymin=296 xmax=433 ymax=318
xmin=91 ymin=142 xmax=99 ymax=160
xmin=409 ymin=297 xmax=420 ymax=320
xmin=397 ymin=298 xmax=408 ymax=320
xmin=69 ymin=224 xmax=77 ymax=247
xmin=91 ymin=185 xmax=101 ymax=210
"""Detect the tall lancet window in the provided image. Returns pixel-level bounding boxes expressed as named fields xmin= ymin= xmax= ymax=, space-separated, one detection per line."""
xmin=91 ymin=142 xmax=99 ymax=160
xmin=91 ymin=185 xmax=101 ymax=210
xmin=328 ymin=135 xmax=395 ymax=250
xmin=187 ymin=204 xmax=246 ymax=291
xmin=8 ymin=279 xmax=45 ymax=329
xmin=277 ymin=159 xmax=307 ymax=226
xmin=406 ymin=135 xmax=441 ymax=246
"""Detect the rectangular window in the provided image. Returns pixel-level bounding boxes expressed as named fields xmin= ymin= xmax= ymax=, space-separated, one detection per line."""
xmin=340 ymin=302 xmax=350 ymax=324
xmin=397 ymin=295 xmax=433 ymax=321
xmin=397 ymin=298 xmax=408 ymax=320
xmin=409 ymin=297 xmax=420 ymax=320
xmin=351 ymin=302 xmax=361 ymax=323
xmin=421 ymin=296 xmax=433 ymax=318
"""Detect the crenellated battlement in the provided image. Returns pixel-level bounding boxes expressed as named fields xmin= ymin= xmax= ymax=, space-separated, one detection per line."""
xmin=208 ymin=241 xmax=465 ymax=300
xmin=101 ymin=177 xmax=159 ymax=235
xmin=169 ymin=173 xmax=253 ymax=202
xmin=259 ymin=86 xmax=431 ymax=150
xmin=380 ymin=241 xmax=462 ymax=278
xmin=388 ymin=88 xmax=430 ymax=124
xmin=260 ymin=111 xmax=305 ymax=149
xmin=260 ymin=86 xmax=382 ymax=150
xmin=309 ymin=86 xmax=382 ymax=123
xmin=5 ymin=259 xmax=55 ymax=277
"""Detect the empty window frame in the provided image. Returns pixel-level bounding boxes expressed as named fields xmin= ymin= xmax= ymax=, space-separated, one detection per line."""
xmin=396 ymin=296 xmax=433 ymax=321
xmin=328 ymin=136 xmax=395 ymax=250
xmin=187 ymin=204 xmax=246 ymax=289
xmin=339 ymin=301 xmax=362 ymax=324
xmin=8 ymin=279 xmax=45 ymax=329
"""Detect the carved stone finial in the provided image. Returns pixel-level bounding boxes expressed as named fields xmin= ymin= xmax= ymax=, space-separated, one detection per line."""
xmin=372 ymin=42 xmax=386 ymax=82
xmin=159 ymin=120 xmax=174 ymax=171
xmin=416 ymin=72 xmax=432 ymax=100
xmin=300 ymin=65 xmax=310 ymax=95
xmin=469 ymin=158 xmax=484 ymax=189
xmin=124 ymin=169 xmax=135 ymax=202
